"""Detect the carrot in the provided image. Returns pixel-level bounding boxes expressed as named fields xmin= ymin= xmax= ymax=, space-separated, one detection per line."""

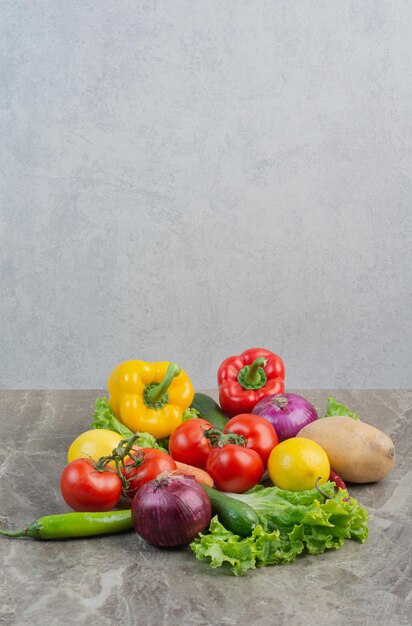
xmin=174 ymin=461 xmax=214 ymax=487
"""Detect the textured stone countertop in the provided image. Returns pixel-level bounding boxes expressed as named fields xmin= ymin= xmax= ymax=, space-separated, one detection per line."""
xmin=0 ymin=390 xmax=411 ymax=626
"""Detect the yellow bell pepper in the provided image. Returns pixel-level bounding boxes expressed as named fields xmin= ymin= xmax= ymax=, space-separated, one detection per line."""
xmin=108 ymin=361 xmax=194 ymax=439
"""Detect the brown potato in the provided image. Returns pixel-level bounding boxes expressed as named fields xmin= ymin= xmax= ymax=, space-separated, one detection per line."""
xmin=297 ymin=416 xmax=395 ymax=483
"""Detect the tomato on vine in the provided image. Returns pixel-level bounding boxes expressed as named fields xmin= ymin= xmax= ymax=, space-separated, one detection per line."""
xmin=60 ymin=458 xmax=122 ymax=512
xmin=168 ymin=418 xmax=213 ymax=469
xmin=206 ymin=444 xmax=263 ymax=493
xmin=224 ymin=414 xmax=279 ymax=467
xmin=121 ymin=448 xmax=177 ymax=499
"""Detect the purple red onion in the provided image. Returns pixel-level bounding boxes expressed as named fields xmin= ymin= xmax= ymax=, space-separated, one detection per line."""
xmin=131 ymin=473 xmax=211 ymax=547
xmin=252 ymin=392 xmax=318 ymax=441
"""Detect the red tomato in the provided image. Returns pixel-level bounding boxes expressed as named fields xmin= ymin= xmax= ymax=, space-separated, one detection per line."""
xmin=60 ymin=458 xmax=122 ymax=512
xmin=224 ymin=414 xmax=279 ymax=467
xmin=121 ymin=448 xmax=177 ymax=499
xmin=206 ymin=444 xmax=264 ymax=493
xmin=168 ymin=419 xmax=213 ymax=469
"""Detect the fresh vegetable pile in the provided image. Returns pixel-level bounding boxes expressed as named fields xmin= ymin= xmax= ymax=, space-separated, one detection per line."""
xmin=0 ymin=350 xmax=396 ymax=576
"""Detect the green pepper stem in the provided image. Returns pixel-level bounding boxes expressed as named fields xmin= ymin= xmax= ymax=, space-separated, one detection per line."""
xmin=237 ymin=357 xmax=268 ymax=390
xmin=0 ymin=529 xmax=26 ymax=537
xmin=315 ymin=477 xmax=331 ymax=500
xmin=243 ymin=358 xmax=266 ymax=385
xmin=146 ymin=363 xmax=181 ymax=404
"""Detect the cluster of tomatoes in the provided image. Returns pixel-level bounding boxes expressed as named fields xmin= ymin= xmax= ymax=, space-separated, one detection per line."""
xmin=59 ymin=413 xmax=281 ymax=513
xmin=169 ymin=414 xmax=279 ymax=493
xmin=60 ymin=435 xmax=177 ymax=512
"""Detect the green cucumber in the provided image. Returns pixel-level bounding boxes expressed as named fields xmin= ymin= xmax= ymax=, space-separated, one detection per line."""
xmin=202 ymin=485 xmax=259 ymax=537
xmin=190 ymin=393 xmax=228 ymax=430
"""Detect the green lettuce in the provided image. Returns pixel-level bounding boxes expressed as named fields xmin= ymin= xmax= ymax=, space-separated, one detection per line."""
xmin=191 ymin=517 xmax=305 ymax=576
xmin=325 ymin=396 xmax=360 ymax=420
xmin=191 ymin=482 xmax=368 ymax=575
xmin=91 ymin=397 xmax=135 ymax=438
xmin=182 ymin=407 xmax=200 ymax=422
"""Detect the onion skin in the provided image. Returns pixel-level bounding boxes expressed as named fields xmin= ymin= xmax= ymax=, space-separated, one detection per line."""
xmin=131 ymin=474 xmax=212 ymax=548
xmin=252 ymin=393 xmax=318 ymax=441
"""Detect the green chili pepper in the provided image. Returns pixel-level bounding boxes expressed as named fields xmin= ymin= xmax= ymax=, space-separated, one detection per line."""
xmin=0 ymin=509 xmax=133 ymax=540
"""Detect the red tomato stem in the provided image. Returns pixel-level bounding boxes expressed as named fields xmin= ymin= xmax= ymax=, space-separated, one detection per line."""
xmin=203 ymin=427 xmax=246 ymax=448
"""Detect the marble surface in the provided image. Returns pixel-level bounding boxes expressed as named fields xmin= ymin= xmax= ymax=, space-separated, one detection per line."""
xmin=0 ymin=389 xmax=411 ymax=626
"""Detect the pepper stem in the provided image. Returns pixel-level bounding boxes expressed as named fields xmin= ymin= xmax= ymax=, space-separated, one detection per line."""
xmin=315 ymin=477 xmax=331 ymax=500
xmin=0 ymin=529 xmax=26 ymax=537
xmin=144 ymin=363 xmax=181 ymax=407
xmin=237 ymin=357 xmax=267 ymax=390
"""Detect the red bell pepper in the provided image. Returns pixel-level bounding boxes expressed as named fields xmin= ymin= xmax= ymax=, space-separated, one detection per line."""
xmin=217 ymin=348 xmax=285 ymax=417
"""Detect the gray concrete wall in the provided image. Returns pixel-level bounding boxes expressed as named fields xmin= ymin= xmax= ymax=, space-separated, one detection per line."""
xmin=1 ymin=1 xmax=411 ymax=389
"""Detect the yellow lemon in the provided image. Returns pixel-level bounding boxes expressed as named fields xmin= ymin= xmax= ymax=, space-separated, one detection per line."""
xmin=267 ymin=437 xmax=330 ymax=491
xmin=67 ymin=429 xmax=123 ymax=466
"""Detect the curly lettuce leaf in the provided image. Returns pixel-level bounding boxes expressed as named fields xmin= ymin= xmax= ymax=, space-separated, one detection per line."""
xmin=231 ymin=482 xmax=368 ymax=540
xmin=90 ymin=397 xmax=167 ymax=452
xmin=91 ymin=397 xmax=134 ymax=438
xmin=134 ymin=431 xmax=168 ymax=451
xmin=191 ymin=518 xmax=304 ymax=576
xmin=191 ymin=483 xmax=368 ymax=575
xmin=325 ymin=396 xmax=360 ymax=420
xmin=182 ymin=408 xmax=200 ymax=422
